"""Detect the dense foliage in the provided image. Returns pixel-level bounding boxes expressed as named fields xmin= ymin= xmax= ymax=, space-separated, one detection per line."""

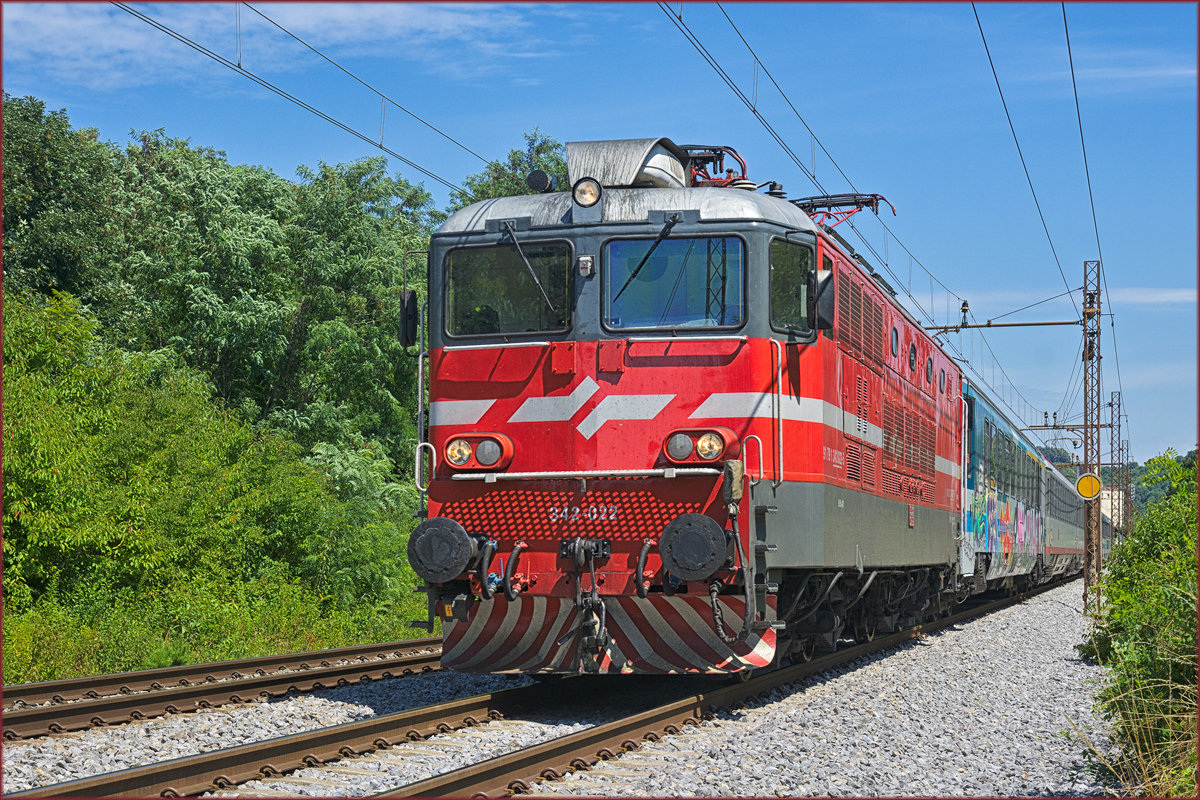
xmin=2 ymin=95 xmax=566 ymax=681
xmin=449 ymin=128 xmax=568 ymax=211
xmin=1079 ymin=449 xmax=1197 ymax=796
xmin=0 ymin=95 xmax=476 ymax=680
xmin=2 ymin=292 xmax=427 ymax=681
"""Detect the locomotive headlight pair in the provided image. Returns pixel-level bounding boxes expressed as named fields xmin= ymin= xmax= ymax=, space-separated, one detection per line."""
xmin=664 ymin=430 xmax=732 ymax=463
xmin=446 ymin=437 xmax=504 ymax=467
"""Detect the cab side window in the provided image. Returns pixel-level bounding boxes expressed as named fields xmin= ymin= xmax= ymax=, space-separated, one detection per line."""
xmin=770 ymin=240 xmax=814 ymax=333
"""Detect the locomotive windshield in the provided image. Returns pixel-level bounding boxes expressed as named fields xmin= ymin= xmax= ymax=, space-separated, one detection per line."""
xmin=603 ymin=236 xmax=745 ymax=330
xmin=446 ymin=242 xmax=571 ymax=336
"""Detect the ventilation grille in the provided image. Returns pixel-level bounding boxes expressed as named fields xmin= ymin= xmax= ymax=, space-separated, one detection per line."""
xmin=837 ymin=270 xmax=885 ymax=369
xmin=846 ymin=441 xmax=862 ymax=483
xmin=883 ymin=468 xmax=903 ymax=496
xmin=861 ymin=446 xmax=876 ymax=488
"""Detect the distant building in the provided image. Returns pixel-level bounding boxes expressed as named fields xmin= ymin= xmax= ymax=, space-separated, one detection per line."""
xmin=1100 ymin=487 xmax=1126 ymax=530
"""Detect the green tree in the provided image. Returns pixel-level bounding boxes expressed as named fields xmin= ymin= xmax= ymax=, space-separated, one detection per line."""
xmin=1 ymin=94 xmax=121 ymax=297
xmin=449 ymin=128 xmax=568 ymax=211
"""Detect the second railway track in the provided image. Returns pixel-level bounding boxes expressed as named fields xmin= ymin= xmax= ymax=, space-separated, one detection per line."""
xmin=10 ymin=579 xmax=1075 ymax=799
xmin=3 ymin=638 xmax=442 ymax=740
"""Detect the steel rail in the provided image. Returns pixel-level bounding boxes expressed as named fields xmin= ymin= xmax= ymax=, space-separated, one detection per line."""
xmin=379 ymin=578 xmax=1077 ymax=798
xmin=8 ymin=679 xmax=575 ymax=799
xmin=3 ymin=639 xmax=441 ymax=740
xmin=4 ymin=638 xmax=440 ymax=708
xmin=14 ymin=578 xmax=1074 ymax=798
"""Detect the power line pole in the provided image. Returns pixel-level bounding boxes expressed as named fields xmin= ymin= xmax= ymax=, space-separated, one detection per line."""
xmin=1082 ymin=261 xmax=1102 ymax=613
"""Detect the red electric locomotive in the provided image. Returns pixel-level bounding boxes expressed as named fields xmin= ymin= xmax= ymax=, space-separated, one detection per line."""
xmin=406 ymin=138 xmax=1074 ymax=675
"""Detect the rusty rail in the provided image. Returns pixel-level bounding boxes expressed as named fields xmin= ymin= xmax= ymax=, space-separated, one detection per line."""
xmin=3 ymin=638 xmax=441 ymax=740
xmin=380 ymin=580 xmax=1076 ymax=798
xmin=15 ymin=579 xmax=1074 ymax=798
xmin=8 ymin=679 xmax=568 ymax=798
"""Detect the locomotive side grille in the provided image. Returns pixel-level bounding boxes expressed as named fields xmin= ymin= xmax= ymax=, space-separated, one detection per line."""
xmin=921 ymin=418 xmax=936 ymax=477
xmin=856 ymin=373 xmax=869 ymax=437
xmin=868 ymin=297 xmax=884 ymax=366
xmin=883 ymin=468 xmax=902 ymax=495
xmin=846 ymin=441 xmax=862 ymax=483
xmin=921 ymin=481 xmax=935 ymax=504
xmin=861 ymin=446 xmax=876 ymax=488
xmin=850 ymin=280 xmax=864 ymax=355
xmin=837 ymin=271 xmax=852 ymax=348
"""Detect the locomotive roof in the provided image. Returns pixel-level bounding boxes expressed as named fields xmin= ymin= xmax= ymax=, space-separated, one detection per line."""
xmin=437 ymin=187 xmax=822 ymax=235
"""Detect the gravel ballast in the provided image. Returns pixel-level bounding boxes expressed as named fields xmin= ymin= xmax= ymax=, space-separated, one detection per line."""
xmin=536 ymin=581 xmax=1112 ymax=797
xmin=3 ymin=582 xmax=1112 ymax=797
xmin=1 ymin=671 xmax=530 ymax=793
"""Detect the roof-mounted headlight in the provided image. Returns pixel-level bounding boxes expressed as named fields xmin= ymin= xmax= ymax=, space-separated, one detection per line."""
xmin=573 ymin=177 xmax=602 ymax=208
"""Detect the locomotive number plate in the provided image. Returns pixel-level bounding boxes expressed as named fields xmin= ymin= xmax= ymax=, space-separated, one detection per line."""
xmin=549 ymin=504 xmax=619 ymax=522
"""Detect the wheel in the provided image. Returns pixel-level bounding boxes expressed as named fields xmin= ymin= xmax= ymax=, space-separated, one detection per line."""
xmin=854 ymin=622 xmax=876 ymax=643
xmin=791 ymin=637 xmax=816 ymax=662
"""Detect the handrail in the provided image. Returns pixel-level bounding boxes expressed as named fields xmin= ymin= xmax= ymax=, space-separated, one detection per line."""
xmin=769 ymin=339 xmax=784 ymax=486
xmin=442 ymin=341 xmax=551 ymax=352
xmin=450 ymin=467 xmax=721 ymax=483
xmin=741 ymin=434 xmax=765 ymax=486
xmin=414 ymin=442 xmax=437 ymax=495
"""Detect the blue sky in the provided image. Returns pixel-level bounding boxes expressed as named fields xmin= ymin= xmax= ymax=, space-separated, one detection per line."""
xmin=4 ymin=2 xmax=1195 ymax=462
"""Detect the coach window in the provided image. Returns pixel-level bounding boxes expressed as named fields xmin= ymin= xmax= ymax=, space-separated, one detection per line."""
xmin=769 ymin=238 xmax=814 ymax=334
xmin=940 ymin=369 xmax=946 ymax=394
xmin=447 ymin=241 xmax=572 ymax=337
xmin=908 ymin=342 xmax=917 ymax=373
xmin=891 ymin=327 xmax=899 ymax=357
xmin=925 ymin=357 xmax=933 ymax=385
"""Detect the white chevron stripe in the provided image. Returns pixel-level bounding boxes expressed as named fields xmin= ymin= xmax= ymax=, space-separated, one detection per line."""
xmin=672 ymin=598 xmax=773 ymax=668
xmin=455 ymin=599 xmax=524 ymax=670
xmin=602 ymin=600 xmax=687 ymax=673
xmin=576 ymin=393 xmax=674 ymax=439
xmin=429 ymin=399 xmax=494 ymax=427
xmin=509 ymin=377 xmax=600 ymax=423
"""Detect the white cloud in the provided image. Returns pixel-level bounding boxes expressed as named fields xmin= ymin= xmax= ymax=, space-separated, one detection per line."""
xmin=2 ymin=3 xmax=546 ymax=90
xmin=1106 ymin=287 xmax=1196 ymax=305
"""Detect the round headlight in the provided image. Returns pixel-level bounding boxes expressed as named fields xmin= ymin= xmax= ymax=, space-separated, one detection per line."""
xmin=573 ymin=177 xmax=602 ymax=208
xmin=475 ymin=439 xmax=502 ymax=467
xmin=696 ymin=433 xmax=725 ymax=460
xmin=667 ymin=433 xmax=694 ymax=460
xmin=446 ymin=439 xmax=473 ymax=466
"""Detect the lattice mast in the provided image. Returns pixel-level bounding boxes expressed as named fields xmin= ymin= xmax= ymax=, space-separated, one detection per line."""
xmin=1082 ymin=261 xmax=1102 ymax=612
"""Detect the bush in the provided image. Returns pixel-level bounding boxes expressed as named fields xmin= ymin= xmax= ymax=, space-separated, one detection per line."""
xmin=2 ymin=293 xmax=430 ymax=684
xmin=1079 ymin=449 xmax=1197 ymax=796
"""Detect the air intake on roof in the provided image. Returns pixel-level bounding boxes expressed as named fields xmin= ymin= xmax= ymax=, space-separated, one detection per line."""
xmin=565 ymin=138 xmax=689 ymax=189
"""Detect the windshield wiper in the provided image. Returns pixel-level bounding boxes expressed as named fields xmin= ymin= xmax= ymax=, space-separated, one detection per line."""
xmin=612 ymin=213 xmax=681 ymax=303
xmin=503 ymin=220 xmax=556 ymax=312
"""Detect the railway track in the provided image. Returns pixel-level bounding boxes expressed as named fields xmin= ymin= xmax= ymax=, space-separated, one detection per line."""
xmin=2 ymin=638 xmax=442 ymax=740
xmin=12 ymin=579 xmax=1073 ymax=798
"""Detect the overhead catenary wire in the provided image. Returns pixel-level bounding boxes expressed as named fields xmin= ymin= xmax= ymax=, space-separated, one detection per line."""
xmin=672 ymin=3 xmax=1052 ymax=410
xmin=112 ymin=2 xmax=460 ymax=193
xmin=241 ymin=3 xmax=498 ymax=171
xmin=988 ymin=286 xmax=1082 ymax=323
xmin=1062 ymin=3 xmax=1126 ymax=428
xmin=657 ymin=3 xmax=942 ymax=328
xmin=971 ymin=3 xmax=1080 ymax=320
xmin=715 ymin=2 xmax=967 ymax=311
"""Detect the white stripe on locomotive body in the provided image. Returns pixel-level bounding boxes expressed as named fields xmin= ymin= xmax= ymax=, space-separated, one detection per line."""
xmin=429 ymin=399 xmax=495 ymax=427
xmin=576 ymin=393 xmax=676 ymax=439
xmin=508 ymin=376 xmax=600 ymax=423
